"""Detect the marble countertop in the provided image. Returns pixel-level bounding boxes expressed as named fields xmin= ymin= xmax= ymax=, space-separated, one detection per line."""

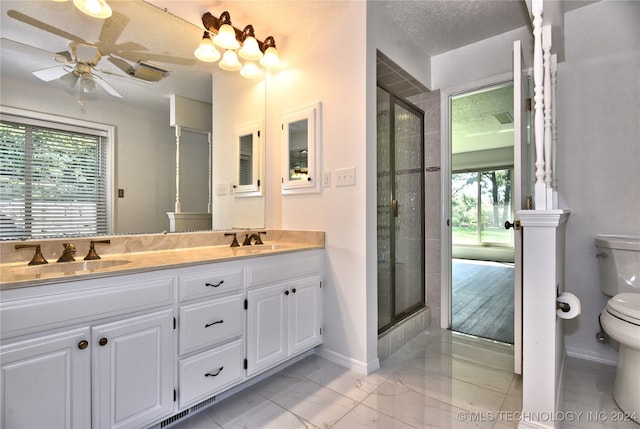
xmin=0 ymin=230 xmax=324 ymax=290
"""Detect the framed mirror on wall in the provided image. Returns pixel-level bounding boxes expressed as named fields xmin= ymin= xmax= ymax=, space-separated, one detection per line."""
xmin=282 ymin=101 xmax=322 ymax=194
xmin=234 ymin=121 xmax=263 ymax=197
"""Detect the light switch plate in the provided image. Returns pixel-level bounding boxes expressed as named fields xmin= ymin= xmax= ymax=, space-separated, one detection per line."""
xmin=335 ymin=167 xmax=356 ymax=186
xmin=216 ymin=183 xmax=229 ymax=195
xmin=322 ymin=171 xmax=331 ymax=187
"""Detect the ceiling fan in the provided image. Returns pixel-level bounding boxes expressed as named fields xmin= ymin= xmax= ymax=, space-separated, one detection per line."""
xmin=32 ymin=41 xmax=123 ymax=98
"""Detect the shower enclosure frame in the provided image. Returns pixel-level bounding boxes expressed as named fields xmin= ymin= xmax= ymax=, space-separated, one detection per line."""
xmin=377 ymin=83 xmax=426 ymax=335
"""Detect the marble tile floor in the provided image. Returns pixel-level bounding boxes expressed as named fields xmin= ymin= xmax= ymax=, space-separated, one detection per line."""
xmin=170 ymin=328 xmax=635 ymax=429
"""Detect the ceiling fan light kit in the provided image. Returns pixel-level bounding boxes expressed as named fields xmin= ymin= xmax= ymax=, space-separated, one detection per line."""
xmin=197 ymin=11 xmax=282 ymax=79
xmin=72 ymin=0 xmax=112 ymax=19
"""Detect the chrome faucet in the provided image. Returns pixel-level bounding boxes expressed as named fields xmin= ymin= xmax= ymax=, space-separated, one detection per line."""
xmin=242 ymin=231 xmax=266 ymax=246
xmin=57 ymin=243 xmax=76 ymax=263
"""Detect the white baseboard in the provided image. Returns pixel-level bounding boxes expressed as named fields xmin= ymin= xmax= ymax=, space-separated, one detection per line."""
xmin=566 ymin=349 xmax=617 ymax=366
xmin=518 ymin=420 xmax=553 ymax=429
xmin=314 ymin=347 xmax=380 ymax=375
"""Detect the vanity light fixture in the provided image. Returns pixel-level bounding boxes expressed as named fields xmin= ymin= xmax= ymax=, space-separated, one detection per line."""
xmin=196 ymin=11 xmax=281 ymax=79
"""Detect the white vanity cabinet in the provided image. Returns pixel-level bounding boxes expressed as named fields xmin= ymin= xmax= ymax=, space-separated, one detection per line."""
xmin=176 ymin=263 xmax=246 ymax=409
xmin=0 ymin=247 xmax=323 ymax=428
xmin=92 ymin=309 xmax=174 ymax=429
xmin=0 ymin=327 xmax=92 ymax=429
xmin=246 ymin=252 xmax=323 ymax=377
xmin=0 ymin=273 xmax=175 ymax=429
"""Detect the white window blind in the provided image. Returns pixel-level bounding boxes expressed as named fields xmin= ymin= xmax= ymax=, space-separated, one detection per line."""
xmin=0 ymin=115 xmax=109 ymax=240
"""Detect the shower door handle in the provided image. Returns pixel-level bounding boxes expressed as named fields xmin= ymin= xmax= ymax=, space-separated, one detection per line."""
xmin=392 ymin=199 xmax=398 ymax=217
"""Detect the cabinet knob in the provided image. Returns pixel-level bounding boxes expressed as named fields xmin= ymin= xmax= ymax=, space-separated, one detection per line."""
xmin=98 ymin=338 xmax=108 ymax=346
xmin=292 ymin=288 xmax=297 ymax=293
xmin=284 ymin=290 xmax=289 ymax=296
xmin=78 ymin=340 xmax=89 ymax=350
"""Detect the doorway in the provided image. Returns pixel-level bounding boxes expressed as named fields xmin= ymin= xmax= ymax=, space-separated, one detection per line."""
xmin=449 ymin=82 xmax=516 ymax=344
xmin=376 ymin=84 xmax=425 ymax=334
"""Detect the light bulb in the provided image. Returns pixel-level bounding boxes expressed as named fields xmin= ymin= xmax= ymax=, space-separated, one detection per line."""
xmin=213 ymin=24 xmax=240 ymax=50
xmin=240 ymin=61 xmax=263 ymax=79
xmin=219 ymin=50 xmax=242 ymax=72
xmin=73 ymin=0 xmax=112 ymax=18
xmin=259 ymin=46 xmax=281 ymax=68
xmin=238 ymin=36 xmax=263 ymax=61
xmin=194 ymin=34 xmax=220 ymax=62
xmin=79 ymin=73 xmax=95 ymax=93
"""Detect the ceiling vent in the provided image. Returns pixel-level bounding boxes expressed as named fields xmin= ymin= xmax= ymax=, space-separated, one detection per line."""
xmin=492 ymin=112 xmax=513 ymax=125
xmin=127 ymin=60 xmax=171 ymax=82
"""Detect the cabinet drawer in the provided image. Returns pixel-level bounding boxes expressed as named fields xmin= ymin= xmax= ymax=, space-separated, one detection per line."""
xmin=1 ymin=277 xmax=174 ymax=340
xmin=178 ymin=266 xmax=244 ymax=302
xmin=179 ymin=294 xmax=244 ymax=355
xmin=178 ymin=339 xmax=244 ymax=408
xmin=247 ymin=251 xmax=322 ymax=288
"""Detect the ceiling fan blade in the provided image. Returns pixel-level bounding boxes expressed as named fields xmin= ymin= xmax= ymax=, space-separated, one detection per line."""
xmin=106 ymin=56 xmax=133 ymax=75
xmin=93 ymin=74 xmax=122 ymax=98
xmin=1 ymin=38 xmax=68 ymax=63
xmin=32 ymin=65 xmax=71 ymax=82
xmin=6 ymin=10 xmax=87 ymax=44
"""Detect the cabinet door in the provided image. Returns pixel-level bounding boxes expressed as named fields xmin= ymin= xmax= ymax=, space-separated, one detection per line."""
xmin=288 ymin=276 xmax=322 ymax=355
xmin=1 ymin=327 xmax=91 ymax=429
xmin=246 ymin=283 xmax=288 ymax=376
xmin=92 ymin=309 xmax=174 ymax=429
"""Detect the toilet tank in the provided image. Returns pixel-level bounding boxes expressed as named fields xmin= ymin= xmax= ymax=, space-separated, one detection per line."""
xmin=595 ymin=234 xmax=640 ymax=296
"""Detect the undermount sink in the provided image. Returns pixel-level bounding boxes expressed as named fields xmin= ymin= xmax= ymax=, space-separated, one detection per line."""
xmin=11 ymin=259 xmax=131 ymax=277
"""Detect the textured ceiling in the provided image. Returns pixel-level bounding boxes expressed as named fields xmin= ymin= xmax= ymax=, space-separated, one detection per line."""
xmin=381 ymin=0 xmax=531 ymax=56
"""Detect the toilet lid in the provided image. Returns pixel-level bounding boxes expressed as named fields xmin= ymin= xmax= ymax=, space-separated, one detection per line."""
xmin=607 ymin=293 xmax=640 ymax=323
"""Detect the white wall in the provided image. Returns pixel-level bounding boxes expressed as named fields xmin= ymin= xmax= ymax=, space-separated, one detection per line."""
xmin=264 ymin=1 xmax=373 ymax=371
xmin=558 ymin=1 xmax=640 ymax=364
xmin=0 ymin=77 xmax=180 ymax=234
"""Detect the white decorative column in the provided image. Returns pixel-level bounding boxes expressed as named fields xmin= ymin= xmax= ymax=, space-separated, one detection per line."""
xmin=518 ymin=209 xmax=571 ymax=429
xmin=532 ymin=0 xmax=546 ymax=209
xmin=542 ymin=25 xmax=553 ymax=209
xmin=174 ymin=125 xmax=182 ymax=213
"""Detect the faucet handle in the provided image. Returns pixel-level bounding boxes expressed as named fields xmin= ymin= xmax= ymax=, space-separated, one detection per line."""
xmin=84 ymin=239 xmax=111 ymax=260
xmin=255 ymin=231 xmax=267 ymax=245
xmin=224 ymin=232 xmax=240 ymax=247
xmin=242 ymin=234 xmax=252 ymax=246
xmin=57 ymin=243 xmax=77 ymax=263
xmin=15 ymin=244 xmax=48 ymax=266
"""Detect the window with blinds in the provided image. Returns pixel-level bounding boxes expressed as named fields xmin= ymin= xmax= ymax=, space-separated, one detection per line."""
xmin=0 ymin=115 xmax=110 ymax=240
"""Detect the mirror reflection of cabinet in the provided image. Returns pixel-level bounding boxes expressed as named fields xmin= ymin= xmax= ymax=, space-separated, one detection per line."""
xmin=234 ymin=121 xmax=263 ymax=197
xmin=282 ymin=102 xmax=322 ymax=194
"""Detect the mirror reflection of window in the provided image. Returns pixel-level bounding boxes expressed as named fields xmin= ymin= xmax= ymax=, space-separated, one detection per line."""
xmin=288 ymin=119 xmax=309 ymax=181
xmin=239 ymin=133 xmax=253 ymax=186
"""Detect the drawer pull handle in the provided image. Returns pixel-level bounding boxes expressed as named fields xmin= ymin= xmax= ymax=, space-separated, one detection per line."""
xmin=205 ymin=367 xmax=224 ymax=377
xmin=204 ymin=320 xmax=224 ymax=328
xmin=205 ymin=280 xmax=224 ymax=288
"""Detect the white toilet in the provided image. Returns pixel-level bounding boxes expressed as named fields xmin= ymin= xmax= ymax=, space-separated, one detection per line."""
xmin=596 ymin=234 xmax=640 ymax=421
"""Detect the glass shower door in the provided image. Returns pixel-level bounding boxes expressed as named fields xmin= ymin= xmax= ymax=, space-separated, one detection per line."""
xmin=377 ymin=86 xmax=425 ymax=333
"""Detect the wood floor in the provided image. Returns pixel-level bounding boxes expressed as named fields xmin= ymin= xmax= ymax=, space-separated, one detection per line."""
xmin=451 ymin=259 xmax=514 ymax=344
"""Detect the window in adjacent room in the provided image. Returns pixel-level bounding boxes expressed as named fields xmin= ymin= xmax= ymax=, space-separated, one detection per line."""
xmin=0 ymin=112 xmax=112 ymax=240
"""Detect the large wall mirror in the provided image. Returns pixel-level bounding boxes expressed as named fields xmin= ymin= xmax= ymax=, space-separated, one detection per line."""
xmin=0 ymin=0 xmax=266 ymax=237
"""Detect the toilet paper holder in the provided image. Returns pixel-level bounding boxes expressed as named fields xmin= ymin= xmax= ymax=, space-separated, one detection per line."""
xmin=556 ymin=301 xmax=571 ymax=313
